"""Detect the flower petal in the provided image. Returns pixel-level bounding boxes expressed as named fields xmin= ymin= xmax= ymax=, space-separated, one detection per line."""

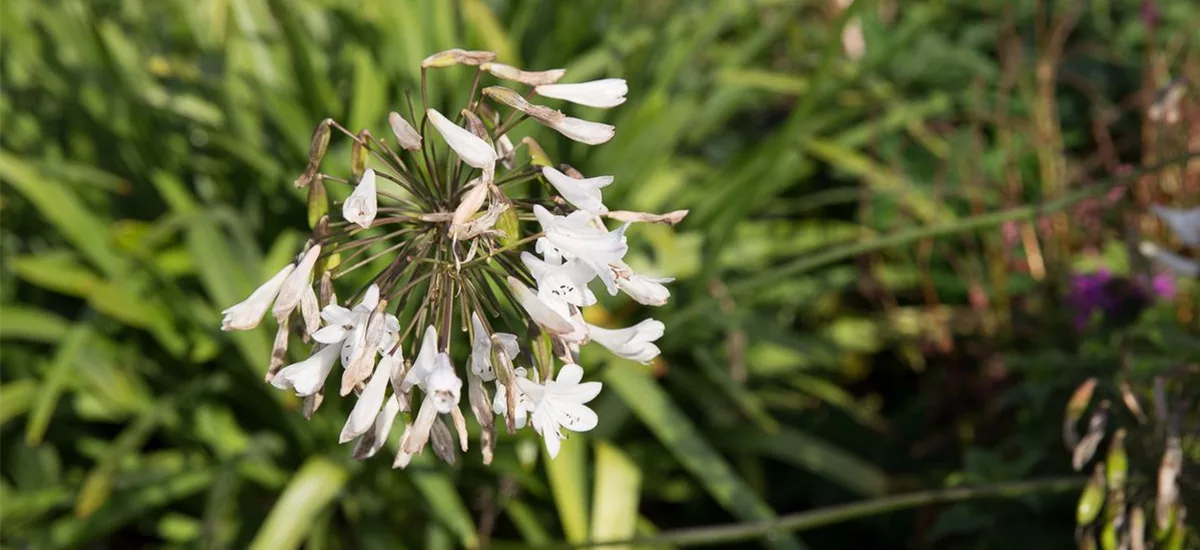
xmin=427 ymin=108 xmax=497 ymax=170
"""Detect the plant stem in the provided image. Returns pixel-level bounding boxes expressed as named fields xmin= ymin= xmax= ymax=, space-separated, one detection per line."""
xmin=551 ymin=476 xmax=1084 ymax=548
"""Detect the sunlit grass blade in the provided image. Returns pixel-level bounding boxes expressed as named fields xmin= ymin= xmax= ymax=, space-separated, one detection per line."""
xmin=545 ymin=435 xmax=590 ymax=543
xmin=249 ymin=457 xmax=348 ymax=550
xmin=603 ymin=360 xmax=806 ymax=550
xmin=589 ymin=442 xmax=642 ymax=548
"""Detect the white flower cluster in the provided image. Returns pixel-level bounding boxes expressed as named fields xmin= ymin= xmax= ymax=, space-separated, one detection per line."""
xmin=219 ymin=49 xmax=685 ymax=465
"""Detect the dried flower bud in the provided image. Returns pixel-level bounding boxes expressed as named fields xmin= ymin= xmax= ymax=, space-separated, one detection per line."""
xmin=429 ymin=417 xmax=458 ymax=465
xmin=422 ymin=48 xmax=496 ymax=68
xmin=605 ymin=209 xmax=690 ymax=226
xmin=1064 ymin=377 xmax=1097 ymax=448
xmin=483 ymin=62 xmax=565 ymax=86
xmin=1072 ymin=401 xmax=1108 ymax=471
xmin=461 ymin=109 xmax=490 ymax=141
xmin=303 ymin=389 xmax=324 ymax=419
xmin=264 ymin=324 xmax=290 ymax=383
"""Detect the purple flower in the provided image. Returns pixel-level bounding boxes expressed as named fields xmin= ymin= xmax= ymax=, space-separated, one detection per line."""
xmin=1067 ymin=269 xmax=1173 ymax=330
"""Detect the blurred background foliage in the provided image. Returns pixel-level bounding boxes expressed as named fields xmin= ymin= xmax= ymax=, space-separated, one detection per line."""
xmin=1 ymin=0 xmax=1198 ymax=548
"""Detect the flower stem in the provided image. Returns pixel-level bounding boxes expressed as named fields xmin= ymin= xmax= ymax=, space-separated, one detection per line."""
xmin=550 ymin=476 xmax=1084 ymax=548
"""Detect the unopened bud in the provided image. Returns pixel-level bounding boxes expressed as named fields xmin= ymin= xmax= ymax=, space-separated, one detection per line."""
xmin=306 ymin=177 xmax=328 ymax=229
xmin=483 ymin=62 xmax=566 ymax=86
xmin=422 ymin=48 xmax=496 ymax=68
xmin=388 ymin=112 xmax=423 ymax=150
xmin=351 ymin=130 xmax=370 ymax=181
xmin=521 ymin=137 xmax=552 ymax=167
xmin=309 ymin=119 xmax=332 ymax=164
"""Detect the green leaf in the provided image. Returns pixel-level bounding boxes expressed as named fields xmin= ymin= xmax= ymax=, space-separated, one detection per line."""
xmin=0 ymin=306 xmax=69 ymax=342
xmin=720 ymin=428 xmax=888 ymax=497
xmin=590 ymin=442 xmax=642 ymax=548
xmin=408 ymin=453 xmax=479 ymax=549
xmin=604 ymin=360 xmax=805 ymax=550
xmin=26 ymin=323 xmax=90 ymax=445
xmin=0 ymin=379 xmax=39 ymax=427
xmin=0 ymin=151 xmax=122 ymax=276
xmin=249 ymin=458 xmax=348 ymax=550
xmin=545 ymin=434 xmax=589 ymax=543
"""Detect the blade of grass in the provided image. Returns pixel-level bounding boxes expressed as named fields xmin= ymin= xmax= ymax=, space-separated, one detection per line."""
xmin=603 ymin=360 xmax=805 ymax=550
xmin=589 ymin=443 xmax=641 ymax=549
xmin=26 ymin=322 xmax=91 ymax=445
xmin=248 ymin=457 xmax=348 ymax=550
xmin=545 ymin=434 xmax=590 ymax=543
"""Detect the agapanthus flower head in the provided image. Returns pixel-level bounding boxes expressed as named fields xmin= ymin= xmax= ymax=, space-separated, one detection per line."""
xmin=220 ymin=49 xmax=685 ymax=467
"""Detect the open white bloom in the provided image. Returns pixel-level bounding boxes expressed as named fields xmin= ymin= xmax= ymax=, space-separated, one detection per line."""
xmin=1150 ymin=205 xmax=1200 ymax=247
xmin=426 ymin=355 xmax=463 ymax=413
xmin=542 ymin=166 xmax=612 ymax=215
xmin=271 ymin=343 xmax=339 ymax=396
xmin=340 ymin=354 xmax=394 ymax=442
xmin=588 ymin=319 xmax=664 ymax=364
xmin=522 ymin=252 xmax=597 ymax=307
xmin=547 ymin=116 xmax=615 ymax=145
xmin=613 ymin=262 xmax=673 ymax=306
xmin=221 ymin=264 xmax=295 ymax=331
xmin=401 ymin=325 xmax=440 ymax=392
xmin=493 ymin=367 xmax=535 ymax=429
xmin=272 ymin=245 xmax=322 ymax=321
xmin=312 ymin=285 xmax=389 ymax=368
xmin=534 ymin=206 xmax=628 ymax=294
xmin=343 ymin=169 xmax=378 ymax=229
xmin=536 ymin=79 xmax=627 ymax=108
xmin=427 ymin=108 xmax=497 ymax=170
xmin=517 ymin=364 xmax=601 ymax=458
xmin=388 ymin=112 xmax=423 ymax=150
xmin=507 ymin=277 xmax=575 ymax=334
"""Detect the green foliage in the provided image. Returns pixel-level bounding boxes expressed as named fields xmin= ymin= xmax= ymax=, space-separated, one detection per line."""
xmin=2 ymin=0 xmax=1198 ymax=549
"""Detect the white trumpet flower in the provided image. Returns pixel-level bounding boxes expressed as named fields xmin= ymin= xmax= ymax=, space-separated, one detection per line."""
xmin=588 ymin=319 xmax=664 ymax=364
xmin=533 ymin=206 xmax=628 ymax=294
xmin=271 ymin=343 xmax=339 ymax=396
xmin=272 ymin=245 xmax=322 ymax=321
xmin=536 ymin=78 xmax=628 ymax=108
xmin=427 ymin=108 xmax=497 ymax=170
xmin=546 ymin=116 xmax=615 ymax=145
xmin=541 ymin=166 xmax=612 ymax=215
xmin=340 ymin=354 xmax=393 ymax=442
xmin=221 ymin=264 xmax=294 ymax=331
xmin=517 ymin=364 xmax=601 ymax=458
xmin=343 ymin=169 xmax=378 ymax=229
xmin=613 ymin=262 xmax=673 ymax=306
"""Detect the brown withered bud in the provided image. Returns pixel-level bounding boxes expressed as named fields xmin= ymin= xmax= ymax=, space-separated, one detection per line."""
xmin=605 ymin=209 xmax=691 ymax=226
xmin=483 ymin=62 xmax=566 ymax=86
xmin=450 ymin=407 xmax=469 ymax=452
xmin=429 ymin=417 xmax=458 ymax=465
xmin=318 ymin=271 xmax=335 ymax=309
xmin=302 ymin=389 xmax=324 ymax=420
xmin=1072 ymin=401 xmax=1109 ymax=471
xmin=264 ymin=324 xmax=291 ymax=383
xmin=461 ymin=109 xmax=490 ymax=142
xmin=422 ymin=48 xmax=496 ymax=68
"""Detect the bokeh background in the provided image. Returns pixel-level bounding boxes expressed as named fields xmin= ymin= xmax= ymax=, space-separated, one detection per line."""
xmin=2 ymin=0 xmax=1198 ymax=549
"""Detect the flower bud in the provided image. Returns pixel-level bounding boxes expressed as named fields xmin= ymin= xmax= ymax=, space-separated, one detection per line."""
xmin=387 ymin=112 xmax=422 ymax=150
xmin=422 ymin=48 xmax=496 ymax=68
xmin=306 ymin=177 xmax=329 ymax=229
xmin=483 ymin=62 xmax=566 ymax=86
